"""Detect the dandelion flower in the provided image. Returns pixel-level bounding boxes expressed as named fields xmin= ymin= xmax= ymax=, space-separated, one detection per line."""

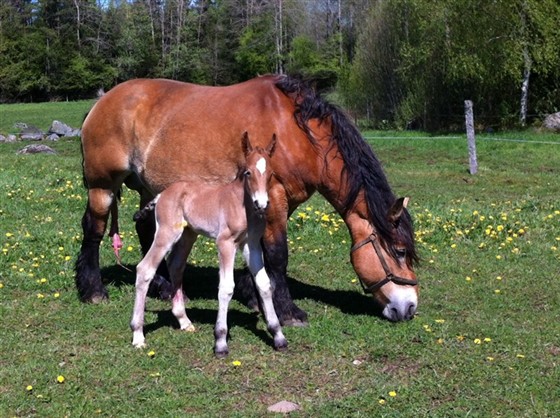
xmin=456 ymin=335 xmax=465 ymax=342
xmin=474 ymin=338 xmax=482 ymax=344
xmin=516 ymin=354 xmax=525 ymax=359
xmin=378 ymin=399 xmax=386 ymax=405
xmin=232 ymin=360 xmax=242 ymax=367
xmin=494 ymin=289 xmax=501 ymax=294
xmin=26 ymin=385 xmax=33 ymax=392
xmin=54 ymin=292 xmax=60 ymax=298
xmin=484 ymin=338 xmax=492 ymax=342
xmin=147 ymin=350 xmax=156 ymax=358
xmin=127 ymin=246 xmax=134 ymax=252
xmin=486 ymin=357 xmax=494 ymax=362
xmin=0 ymin=283 xmax=3 ymax=289
xmin=389 ymin=391 xmax=397 ymax=397
xmin=57 ymin=375 xmax=65 ymax=384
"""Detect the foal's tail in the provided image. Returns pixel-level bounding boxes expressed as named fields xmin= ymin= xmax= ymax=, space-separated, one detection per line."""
xmin=133 ymin=195 xmax=160 ymax=222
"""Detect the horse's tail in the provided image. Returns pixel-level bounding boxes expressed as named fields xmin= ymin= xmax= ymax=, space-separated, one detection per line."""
xmin=133 ymin=195 xmax=160 ymax=222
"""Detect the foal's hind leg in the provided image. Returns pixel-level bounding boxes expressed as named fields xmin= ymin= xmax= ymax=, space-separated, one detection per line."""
xmin=75 ymin=188 xmax=115 ymax=303
xmin=135 ymin=190 xmax=173 ymax=300
xmin=243 ymin=240 xmax=287 ymax=351
xmin=131 ymin=224 xmax=183 ymax=348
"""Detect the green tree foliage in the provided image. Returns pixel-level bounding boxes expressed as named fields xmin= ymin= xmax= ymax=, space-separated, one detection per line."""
xmin=1 ymin=0 xmax=559 ymax=131
xmin=341 ymin=0 xmax=560 ymax=130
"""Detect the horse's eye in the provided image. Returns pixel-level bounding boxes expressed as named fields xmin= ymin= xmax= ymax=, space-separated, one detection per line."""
xmin=395 ymin=248 xmax=406 ymax=259
xmin=244 ymin=170 xmax=251 ymax=177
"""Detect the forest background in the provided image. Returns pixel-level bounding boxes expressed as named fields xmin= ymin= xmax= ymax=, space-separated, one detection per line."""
xmin=1 ymin=0 xmax=560 ymax=131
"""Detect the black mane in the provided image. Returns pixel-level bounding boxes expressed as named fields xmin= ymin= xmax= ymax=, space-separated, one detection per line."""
xmin=275 ymin=75 xmax=418 ymax=265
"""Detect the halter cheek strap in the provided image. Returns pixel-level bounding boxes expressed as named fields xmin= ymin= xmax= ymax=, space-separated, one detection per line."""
xmin=350 ymin=233 xmax=418 ymax=294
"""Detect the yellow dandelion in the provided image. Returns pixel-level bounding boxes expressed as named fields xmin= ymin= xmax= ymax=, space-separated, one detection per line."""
xmin=496 ymin=255 xmax=502 ymax=260
xmin=147 ymin=350 xmax=156 ymax=358
xmin=389 ymin=391 xmax=397 ymax=397
xmin=57 ymin=375 xmax=65 ymax=384
xmin=494 ymin=289 xmax=501 ymax=294
xmin=5 ymin=232 xmax=13 ymax=237
xmin=37 ymin=293 xmax=45 ymax=299
xmin=484 ymin=337 xmax=492 ymax=342
xmin=466 ymin=276 xmax=472 ymax=282
xmin=127 ymin=246 xmax=134 ymax=252
xmin=486 ymin=357 xmax=494 ymax=361
xmin=516 ymin=354 xmax=525 ymax=359
xmin=456 ymin=335 xmax=465 ymax=342
xmin=54 ymin=292 xmax=60 ymax=298
xmin=474 ymin=338 xmax=482 ymax=344
xmin=378 ymin=399 xmax=386 ymax=405
xmin=0 ymin=283 xmax=3 ymax=289
xmin=496 ymin=276 xmax=502 ymax=281
xmin=437 ymin=338 xmax=444 ymax=344
xmin=26 ymin=385 xmax=33 ymax=392
xmin=435 ymin=319 xmax=445 ymax=323
xmin=232 ymin=360 xmax=242 ymax=367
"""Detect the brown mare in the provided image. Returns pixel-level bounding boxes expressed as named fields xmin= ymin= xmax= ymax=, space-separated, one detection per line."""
xmin=76 ymin=74 xmax=419 ymax=324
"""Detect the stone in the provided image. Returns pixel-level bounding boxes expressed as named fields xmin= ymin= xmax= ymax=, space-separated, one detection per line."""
xmin=543 ymin=112 xmax=560 ymax=132
xmin=267 ymin=401 xmax=300 ymax=414
xmin=17 ymin=144 xmax=57 ymax=154
xmin=19 ymin=124 xmax=44 ymax=141
xmin=49 ymin=120 xmax=80 ymax=137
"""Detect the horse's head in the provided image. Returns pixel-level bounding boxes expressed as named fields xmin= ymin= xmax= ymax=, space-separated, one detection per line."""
xmin=241 ymin=132 xmax=277 ymax=216
xmin=350 ymin=197 xmax=419 ymax=321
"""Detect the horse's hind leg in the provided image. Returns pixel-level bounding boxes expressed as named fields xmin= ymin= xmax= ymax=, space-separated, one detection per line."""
xmin=243 ymin=241 xmax=287 ymax=351
xmin=75 ymin=188 xmax=114 ymax=303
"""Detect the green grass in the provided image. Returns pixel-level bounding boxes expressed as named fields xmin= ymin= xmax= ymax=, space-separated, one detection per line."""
xmin=1 ymin=101 xmax=559 ymax=416
xmin=0 ymin=100 xmax=93 ymax=134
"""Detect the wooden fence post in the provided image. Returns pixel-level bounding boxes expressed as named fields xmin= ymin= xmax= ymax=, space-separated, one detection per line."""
xmin=464 ymin=100 xmax=478 ymax=175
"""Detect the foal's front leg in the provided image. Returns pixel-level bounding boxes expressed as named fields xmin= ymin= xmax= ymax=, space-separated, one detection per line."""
xmin=243 ymin=240 xmax=288 ymax=351
xmin=214 ymin=238 xmax=237 ymax=358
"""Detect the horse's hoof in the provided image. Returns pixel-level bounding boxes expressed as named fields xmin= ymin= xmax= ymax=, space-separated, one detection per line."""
xmin=274 ymin=340 xmax=288 ymax=352
xmin=148 ymin=274 xmax=173 ymax=300
xmin=278 ymin=304 xmax=308 ymax=327
xmin=86 ymin=292 xmax=108 ymax=304
xmin=280 ymin=317 xmax=308 ymax=327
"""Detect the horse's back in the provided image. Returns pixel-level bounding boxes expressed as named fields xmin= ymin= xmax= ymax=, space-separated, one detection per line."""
xmin=81 ymin=76 xmax=293 ymax=193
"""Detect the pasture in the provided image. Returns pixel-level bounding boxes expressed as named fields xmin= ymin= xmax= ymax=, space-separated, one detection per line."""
xmin=1 ymin=102 xmax=559 ymax=416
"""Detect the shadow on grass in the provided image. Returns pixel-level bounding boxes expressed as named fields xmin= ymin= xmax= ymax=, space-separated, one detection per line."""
xmin=101 ymin=262 xmax=383 ymax=345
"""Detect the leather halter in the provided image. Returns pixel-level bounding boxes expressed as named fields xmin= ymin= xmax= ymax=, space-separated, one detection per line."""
xmin=350 ymin=233 xmax=418 ymax=294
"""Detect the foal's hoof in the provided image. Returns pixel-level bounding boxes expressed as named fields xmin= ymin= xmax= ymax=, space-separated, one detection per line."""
xmin=214 ymin=348 xmax=229 ymax=359
xmin=182 ymin=324 xmax=196 ymax=332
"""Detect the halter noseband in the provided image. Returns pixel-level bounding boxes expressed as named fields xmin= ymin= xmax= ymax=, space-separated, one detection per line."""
xmin=350 ymin=233 xmax=418 ymax=294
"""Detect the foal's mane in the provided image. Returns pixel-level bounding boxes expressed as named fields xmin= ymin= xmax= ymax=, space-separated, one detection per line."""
xmin=274 ymin=75 xmax=417 ymax=265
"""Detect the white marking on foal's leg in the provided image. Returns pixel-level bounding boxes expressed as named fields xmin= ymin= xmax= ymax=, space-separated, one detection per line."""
xmin=214 ymin=241 xmax=236 ymax=357
xmin=244 ymin=243 xmax=287 ymax=351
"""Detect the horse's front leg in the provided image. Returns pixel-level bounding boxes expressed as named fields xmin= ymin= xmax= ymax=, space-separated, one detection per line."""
xmin=214 ymin=238 xmax=237 ymax=358
xmin=237 ymin=187 xmax=308 ymax=326
xmin=243 ymin=239 xmax=287 ymax=351
xmin=75 ymin=188 xmax=115 ymax=303
xmin=167 ymin=228 xmax=198 ymax=333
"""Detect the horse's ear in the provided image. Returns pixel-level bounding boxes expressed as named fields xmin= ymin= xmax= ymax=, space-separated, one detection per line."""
xmin=388 ymin=197 xmax=409 ymax=226
xmin=242 ymin=131 xmax=252 ymax=155
xmin=266 ymin=133 xmax=277 ymax=156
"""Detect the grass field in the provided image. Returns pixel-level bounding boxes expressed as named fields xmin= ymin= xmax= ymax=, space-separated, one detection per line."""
xmin=0 ymin=101 xmax=559 ymax=416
